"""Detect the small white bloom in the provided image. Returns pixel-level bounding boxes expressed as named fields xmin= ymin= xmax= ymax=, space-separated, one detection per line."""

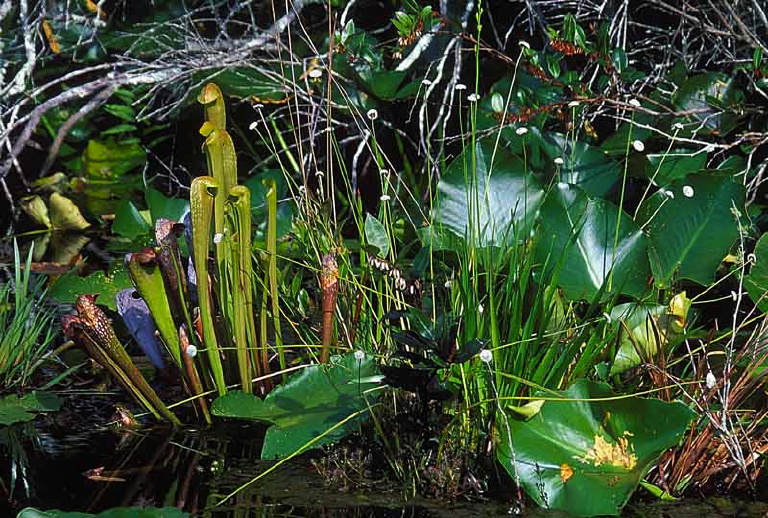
xmin=682 ymin=185 xmax=694 ymax=198
xmin=664 ymin=189 xmax=675 ymax=199
xmin=298 ymin=185 xmax=307 ymax=195
xmin=478 ymin=303 xmax=484 ymax=314
xmin=455 ymin=83 xmax=467 ymax=91
xmin=705 ymin=371 xmax=716 ymax=389
xmin=672 ymin=122 xmax=684 ymax=130
xmin=603 ymin=312 xmax=612 ymax=323
xmin=254 ymin=103 xmax=265 ymax=110
xmin=568 ymin=100 xmax=580 ymax=108
xmin=632 ymin=140 xmax=645 ymax=152
xmin=518 ymin=40 xmax=531 ymax=49
xmin=444 ymin=279 xmax=452 ymax=288
xmin=467 ymin=93 xmax=480 ymax=102
xmin=354 ymin=350 xmax=365 ymax=360
xmin=731 ymin=290 xmax=738 ymax=301
xmin=421 ymin=79 xmax=432 ymax=86
xmin=380 ymin=194 xmax=391 ymax=201
xmin=308 ymin=68 xmax=323 ymax=79
xmin=628 ymin=98 xmax=641 ymax=107
xmin=479 ymin=349 xmax=493 ymax=363
xmin=380 ymin=169 xmax=390 ymax=178
xmin=366 ymin=109 xmax=378 ymax=120
xmin=186 ymin=344 xmax=198 ymax=358
xmin=554 ymin=157 xmax=564 ymax=165
xmin=747 ymin=253 xmax=757 ymax=264
xmin=315 ymin=170 xmax=325 ymax=177
xmin=213 ymin=233 xmax=223 ymax=244
xmin=249 ymin=121 xmax=259 ymax=131
xmin=516 ymin=127 xmax=528 ymax=136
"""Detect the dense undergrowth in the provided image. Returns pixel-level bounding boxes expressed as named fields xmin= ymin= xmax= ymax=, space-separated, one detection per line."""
xmin=1 ymin=1 xmax=768 ymax=516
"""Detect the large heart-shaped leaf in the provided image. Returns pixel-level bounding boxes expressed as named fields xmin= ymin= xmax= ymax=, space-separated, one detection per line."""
xmin=49 ymin=264 xmax=132 ymax=311
xmin=536 ymin=183 xmax=651 ymax=300
xmin=636 ymin=174 xmax=744 ymax=287
xmin=432 ymin=139 xmax=544 ymax=248
xmin=745 ymin=232 xmax=768 ymax=312
xmin=0 ymin=391 xmax=61 ymax=426
xmin=539 ymin=132 xmax=619 ymax=198
xmin=497 ymin=379 xmax=695 ymax=516
xmin=212 ymin=353 xmax=382 ymax=459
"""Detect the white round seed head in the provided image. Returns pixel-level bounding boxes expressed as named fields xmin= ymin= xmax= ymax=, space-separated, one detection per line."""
xmin=516 ymin=127 xmax=528 ymax=135
xmin=682 ymin=185 xmax=694 ymax=198
xmin=705 ymin=371 xmax=716 ymax=389
xmin=554 ymin=157 xmax=564 ymax=165
xmin=354 ymin=350 xmax=365 ymax=360
xmin=632 ymin=140 xmax=645 ymax=152
xmin=366 ymin=109 xmax=378 ymax=120
xmin=467 ymin=93 xmax=480 ymax=102
xmin=479 ymin=349 xmax=493 ymax=363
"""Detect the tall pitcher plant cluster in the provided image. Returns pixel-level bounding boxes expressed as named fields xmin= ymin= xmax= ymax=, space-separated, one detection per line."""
xmin=64 ymin=83 xmax=282 ymax=425
xmin=191 ymin=82 xmax=276 ymax=398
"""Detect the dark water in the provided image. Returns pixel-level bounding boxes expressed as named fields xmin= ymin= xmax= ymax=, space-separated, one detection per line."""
xmin=1 ymin=392 xmax=766 ymax=518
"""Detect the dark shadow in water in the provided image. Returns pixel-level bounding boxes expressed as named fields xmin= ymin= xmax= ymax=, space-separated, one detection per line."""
xmin=1 ymin=403 xmax=767 ymax=518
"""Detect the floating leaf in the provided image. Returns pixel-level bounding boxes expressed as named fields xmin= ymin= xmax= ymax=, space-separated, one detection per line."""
xmin=0 ymin=391 xmax=61 ymax=426
xmin=49 ymin=265 xmax=132 ymax=311
xmin=497 ymin=379 xmax=695 ymax=516
xmin=212 ymin=352 xmax=382 ymax=459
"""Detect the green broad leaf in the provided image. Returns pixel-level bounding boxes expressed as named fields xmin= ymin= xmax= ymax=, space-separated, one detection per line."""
xmin=744 ymin=232 xmax=768 ymax=312
xmin=539 ymin=132 xmax=619 ymax=197
xmin=536 ymin=183 xmax=652 ymax=300
xmin=145 ymin=188 xmax=189 ymax=223
xmin=83 ymin=139 xmax=146 ymax=182
xmin=607 ymin=293 xmax=691 ymax=375
xmin=100 ymin=124 xmax=138 ymax=136
xmin=0 ymin=391 xmax=61 ymax=426
xmin=636 ymin=174 xmax=745 ymax=287
xmin=644 ymin=149 xmax=707 ymax=185
xmin=497 ymin=379 xmax=696 ymax=517
xmin=112 ymin=200 xmax=152 ymax=240
xmin=16 ymin=507 xmax=189 ymax=518
xmin=433 ymin=139 xmax=545 ymax=248
xmin=49 ymin=264 xmax=132 ymax=311
xmin=672 ymin=73 xmax=739 ymax=133
xmin=364 ymin=214 xmax=390 ymax=256
xmin=211 ymin=353 xmax=383 ymax=459
xmin=358 ymin=70 xmax=407 ymax=100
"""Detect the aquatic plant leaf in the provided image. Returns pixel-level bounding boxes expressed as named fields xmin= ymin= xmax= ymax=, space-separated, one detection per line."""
xmin=536 ymin=183 xmax=651 ymax=300
xmin=0 ymin=391 xmax=61 ymax=426
xmin=497 ymin=379 xmax=695 ymax=517
xmin=146 ymin=188 xmax=189 ymax=224
xmin=16 ymin=506 xmax=189 ymax=518
xmin=112 ymin=200 xmax=152 ymax=240
xmin=636 ymin=174 xmax=744 ymax=287
xmin=50 ymin=265 xmax=132 ymax=311
xmin=432 ymin=139 xmax=544 ymax=249
xmin=211 ymin=352 xmax=382 ymax=459
xmin=115 ymin=289 xmax=165 ymax=369
xmin=744 ymin=232 xmax=768 ymax=312
xmin=364 ymin=214 xmax=390 ymax=257
xmin=645 ymin=149 xmax=707 ymax=186
xmin=20 ymin=195 xmax=52 ymax=229
xmin=609 ymin=293 xmax=690 ymax=375
xmin=538 ymin=132 xmax=619 ymax=198
xmin=49 ymin=193 xmax=90 ymax=230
